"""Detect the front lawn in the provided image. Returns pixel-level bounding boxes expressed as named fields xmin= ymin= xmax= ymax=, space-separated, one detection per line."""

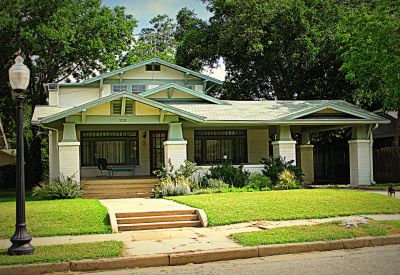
xmin=0 ymin=195 xmax=111 ymax=239
xmin=230 ymin=220 xmax=400 ymax=246
xmin=0 ymin=241 xmax=124 ymax=266
xmin=169 ymin=189 xmax=400 ymax=226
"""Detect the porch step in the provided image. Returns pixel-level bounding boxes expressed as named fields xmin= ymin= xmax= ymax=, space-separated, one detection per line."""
xmin=81 ymin=178 xmax=159 ymax=199
xmin=115 ymin=210 xmax=201 ymax=231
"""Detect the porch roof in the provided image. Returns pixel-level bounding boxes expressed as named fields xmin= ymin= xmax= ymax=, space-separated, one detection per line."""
xmin=32 ymin=97 xmax=389 ymax=126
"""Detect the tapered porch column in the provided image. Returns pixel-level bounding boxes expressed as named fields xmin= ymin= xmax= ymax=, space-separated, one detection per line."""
xmin=164 ymin=122 xmax=187 ymax=168
xmin=349 ymin=125 xmax=373 ymax=187
xmin=58 ymin=123 xmax=80 ymax=181
xmin=272 ymin=125 xmax=296 ymax=164
xmin=298 ymin=133 xmax=314 ymax=184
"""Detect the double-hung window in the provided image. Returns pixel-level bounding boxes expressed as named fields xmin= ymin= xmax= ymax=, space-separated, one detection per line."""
xmin=112 ymin=85 xmax=128 ymax=92
xmin=131 ymin=85 xmax=146 ymax=94
xmin=112 ymin=85 xmax=146 ymax=94
xmin=81 ymin=131 xmax=139 ymax=166
xmin=194 ymin=130 xmax=247 ymax=165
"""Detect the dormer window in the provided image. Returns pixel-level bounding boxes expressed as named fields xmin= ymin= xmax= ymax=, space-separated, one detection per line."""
xmin=132 ymin=85 xmax=146 ymax=94
xmin=112 ymin=85 xmax=128 ymax=92
xmin=146 ymin=64 xmax=161 ymax=71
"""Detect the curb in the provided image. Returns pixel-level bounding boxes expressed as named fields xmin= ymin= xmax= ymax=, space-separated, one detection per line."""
xmin=1 ymin=235 xmax=400 ymax=274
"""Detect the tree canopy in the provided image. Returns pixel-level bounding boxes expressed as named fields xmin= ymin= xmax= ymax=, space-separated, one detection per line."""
xmin=175 ymin=0 xmax=354 ymax=101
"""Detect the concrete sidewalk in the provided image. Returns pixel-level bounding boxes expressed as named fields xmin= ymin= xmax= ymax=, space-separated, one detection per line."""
xmin=1 ymin=214 xmax=399 ymax=256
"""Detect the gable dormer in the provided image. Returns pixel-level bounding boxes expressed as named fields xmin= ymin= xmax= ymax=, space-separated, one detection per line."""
xmin=46 ymin=59 xmax=222 ymax=108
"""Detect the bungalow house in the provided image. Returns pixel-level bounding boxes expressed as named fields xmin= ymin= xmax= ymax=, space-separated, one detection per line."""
xmin=32 ymin=58 xmax=388 ymax=196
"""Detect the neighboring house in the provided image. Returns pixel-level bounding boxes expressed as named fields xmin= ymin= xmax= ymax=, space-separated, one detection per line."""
xmin=372 ymin=111 xmax=400 ymax=183
xmin=0 ymin=119 xmax=15 ymax=166
xmin=31 ymin=58 xmax=389 ymax=187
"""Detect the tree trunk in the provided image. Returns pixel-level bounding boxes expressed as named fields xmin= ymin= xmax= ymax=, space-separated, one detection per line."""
xmin=394 ymin=110 xmax=400 ymax=160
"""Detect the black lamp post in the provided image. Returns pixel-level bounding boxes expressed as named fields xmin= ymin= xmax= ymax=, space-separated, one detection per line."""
xmin=8 ymin=56 xmax=35 ymax=256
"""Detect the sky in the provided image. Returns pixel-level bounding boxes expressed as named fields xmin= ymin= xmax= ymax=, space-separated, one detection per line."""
xmin=102 ymin=0 xmax=226 ymax=80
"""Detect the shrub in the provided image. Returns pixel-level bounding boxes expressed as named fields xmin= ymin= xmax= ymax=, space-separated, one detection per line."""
xmin=206 ymin=179 xmax=229 ymax=191
xmin=273 ymin=169 xmax=300 ymax=190
xmin=159 ymin=176 xmax=191 ymax=196
xmin=32 ymin=174 xmax=83 ymax=200
xmin=153 ymin=160 xmax=198 ymax=181
xmin=247 ymin=173 xmax=271 ymax=191
xmin=261 ymin=157 xmax=303 ymax=186
xmin=207 ymin=163 xmax=250 ymax=187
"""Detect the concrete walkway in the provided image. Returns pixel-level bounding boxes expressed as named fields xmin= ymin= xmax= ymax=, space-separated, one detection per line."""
xmin=1 ymin=214 xmax=399 ymax=256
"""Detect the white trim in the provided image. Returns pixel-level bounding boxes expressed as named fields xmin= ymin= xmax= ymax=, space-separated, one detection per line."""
xmin=163 ymin=140 xmax=188 ymax=145
xmin=58 ymin=141 xmax=80 ymax=146
xmin=271 ymin=141 xmax=297 ymax=145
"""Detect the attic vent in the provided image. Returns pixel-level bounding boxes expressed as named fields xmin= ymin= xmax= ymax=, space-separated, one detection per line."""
xmin=48 ymin=84 xmax=58 ymax=91
xmin=112 ymin=100 xmax=134 ymax=115
xmin=146 ymin=64 xmax=161 ymax=71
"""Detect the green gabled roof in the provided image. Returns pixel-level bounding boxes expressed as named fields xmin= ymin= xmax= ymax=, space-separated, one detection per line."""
xmin=140 ymin=83 xmax=228 ymax=105
xmin=40 ymin=92 xmax=205 ymax=124
xmin=277 ymin=101 xmax=384 ymax=121
xmin=55 ymin=58 xmax=223 ymax=87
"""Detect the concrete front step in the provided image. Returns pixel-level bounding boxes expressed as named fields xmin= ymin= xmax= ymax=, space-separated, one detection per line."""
xmin=85 ymin=183 xmax=157 ymax=190
xmin=82 ymin=193 xmax=153 ymax=199
xmin=116 ymin=210 xmax=197 ymax=218
xmin=82 ymin=178 xmax=159 ymax=185
xmin=118 ymin=220 xmax=202 ymax=231
xmin=117 ymin=214 xmax=199 ymax=224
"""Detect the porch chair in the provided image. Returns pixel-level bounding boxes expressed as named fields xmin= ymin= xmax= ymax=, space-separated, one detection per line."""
xmin=97 ymin=158 xmax=112 ymax=177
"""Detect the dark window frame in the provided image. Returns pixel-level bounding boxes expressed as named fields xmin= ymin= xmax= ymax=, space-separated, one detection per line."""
xmin=194 ymin=130 xmax=248 ymax=165
xmin=80 ymin=131 xmax=139 ymax=167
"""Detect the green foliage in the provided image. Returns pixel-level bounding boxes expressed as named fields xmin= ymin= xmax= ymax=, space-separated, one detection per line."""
xmin=339 ymin=0 xmax=400 ymax=157
xmin=273 ymin=169 xmax=300 ymax=190
xmin=261 ymin=156 xmax=303 ymax=185
xmin=32 ymin=174 xmax=83 ymax=200
xmin=205 ymin=178 xmax=229 ymax=191
xmin=207 ymin=163 xmax=250 ymax=188
xmin=123 ymin=14 xmax=176 ymax=64
xmin=160 ymin=176 xmax=191 ymax=196
xmin=175 ymin=0 xmax=353 ymax=101
xmin=153 ymin=160 xmax=198 ymax=180
xmin=0 ymin=241 xmax=124 ymax=266
xmin=168 ymin=190 xmax=400 ymax=226
xmin=247 ymin=173 xmax=271 ymax=191
xmin=230 ymin=220 xmax=400 ymax=246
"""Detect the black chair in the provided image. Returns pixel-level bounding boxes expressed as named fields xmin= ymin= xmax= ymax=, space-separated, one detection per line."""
xmin=97 ymin=158 xmax=111 ymax=177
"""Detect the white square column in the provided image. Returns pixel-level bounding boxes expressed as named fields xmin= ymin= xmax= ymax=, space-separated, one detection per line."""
xmin=272 ymin=125 xmax=296 ymax=164
xmin=349 ymin=140 xmax=372 ymax=187
xmin=348 ymin=125 xmax=373 ymax=187
xmin=164 ymin=122 xmax=187 ymax=168
xmin=58 ymin=123 xmax=80 ymax=182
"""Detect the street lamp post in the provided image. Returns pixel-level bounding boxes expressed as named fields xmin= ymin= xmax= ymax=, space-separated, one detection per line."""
xmin=8 ymin=56 xmax=35 ymax=256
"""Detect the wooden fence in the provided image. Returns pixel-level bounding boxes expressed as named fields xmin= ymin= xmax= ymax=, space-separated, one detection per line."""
xmin=373 ymin=147 xmax=400 ymax=183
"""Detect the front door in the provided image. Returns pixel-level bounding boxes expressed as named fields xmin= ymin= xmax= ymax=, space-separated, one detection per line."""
xmin=149 ymin=131 xmax=168 ymax=173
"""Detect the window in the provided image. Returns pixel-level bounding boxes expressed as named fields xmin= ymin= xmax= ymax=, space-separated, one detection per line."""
xmin=112 ymin=85 xmax=128 ymax=92
xmin=81 ymin=131 xmax=139 ymax=166
xmin=183 ymin=85 xmax=194 ymax=90
xmin=146 ymin=64 xmax=161 ymax=71
xmin=111 ymin=100 xmax=134 ymax=115
xmin=194 ymin=130 xmax=247 ymax=165
xmin=131 ymin=85 xmax=146 ymax=94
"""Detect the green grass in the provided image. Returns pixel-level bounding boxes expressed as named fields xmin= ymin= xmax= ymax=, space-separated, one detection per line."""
xmin=0 ymin=194 xmax=111 ymax=239
xmin=0 ymin=241 xmax=124 ymax=266
xmin=230 ymin=220 xmax=400 ymax=246
xmin=168 ymin=189 xmax=400 ymax=226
